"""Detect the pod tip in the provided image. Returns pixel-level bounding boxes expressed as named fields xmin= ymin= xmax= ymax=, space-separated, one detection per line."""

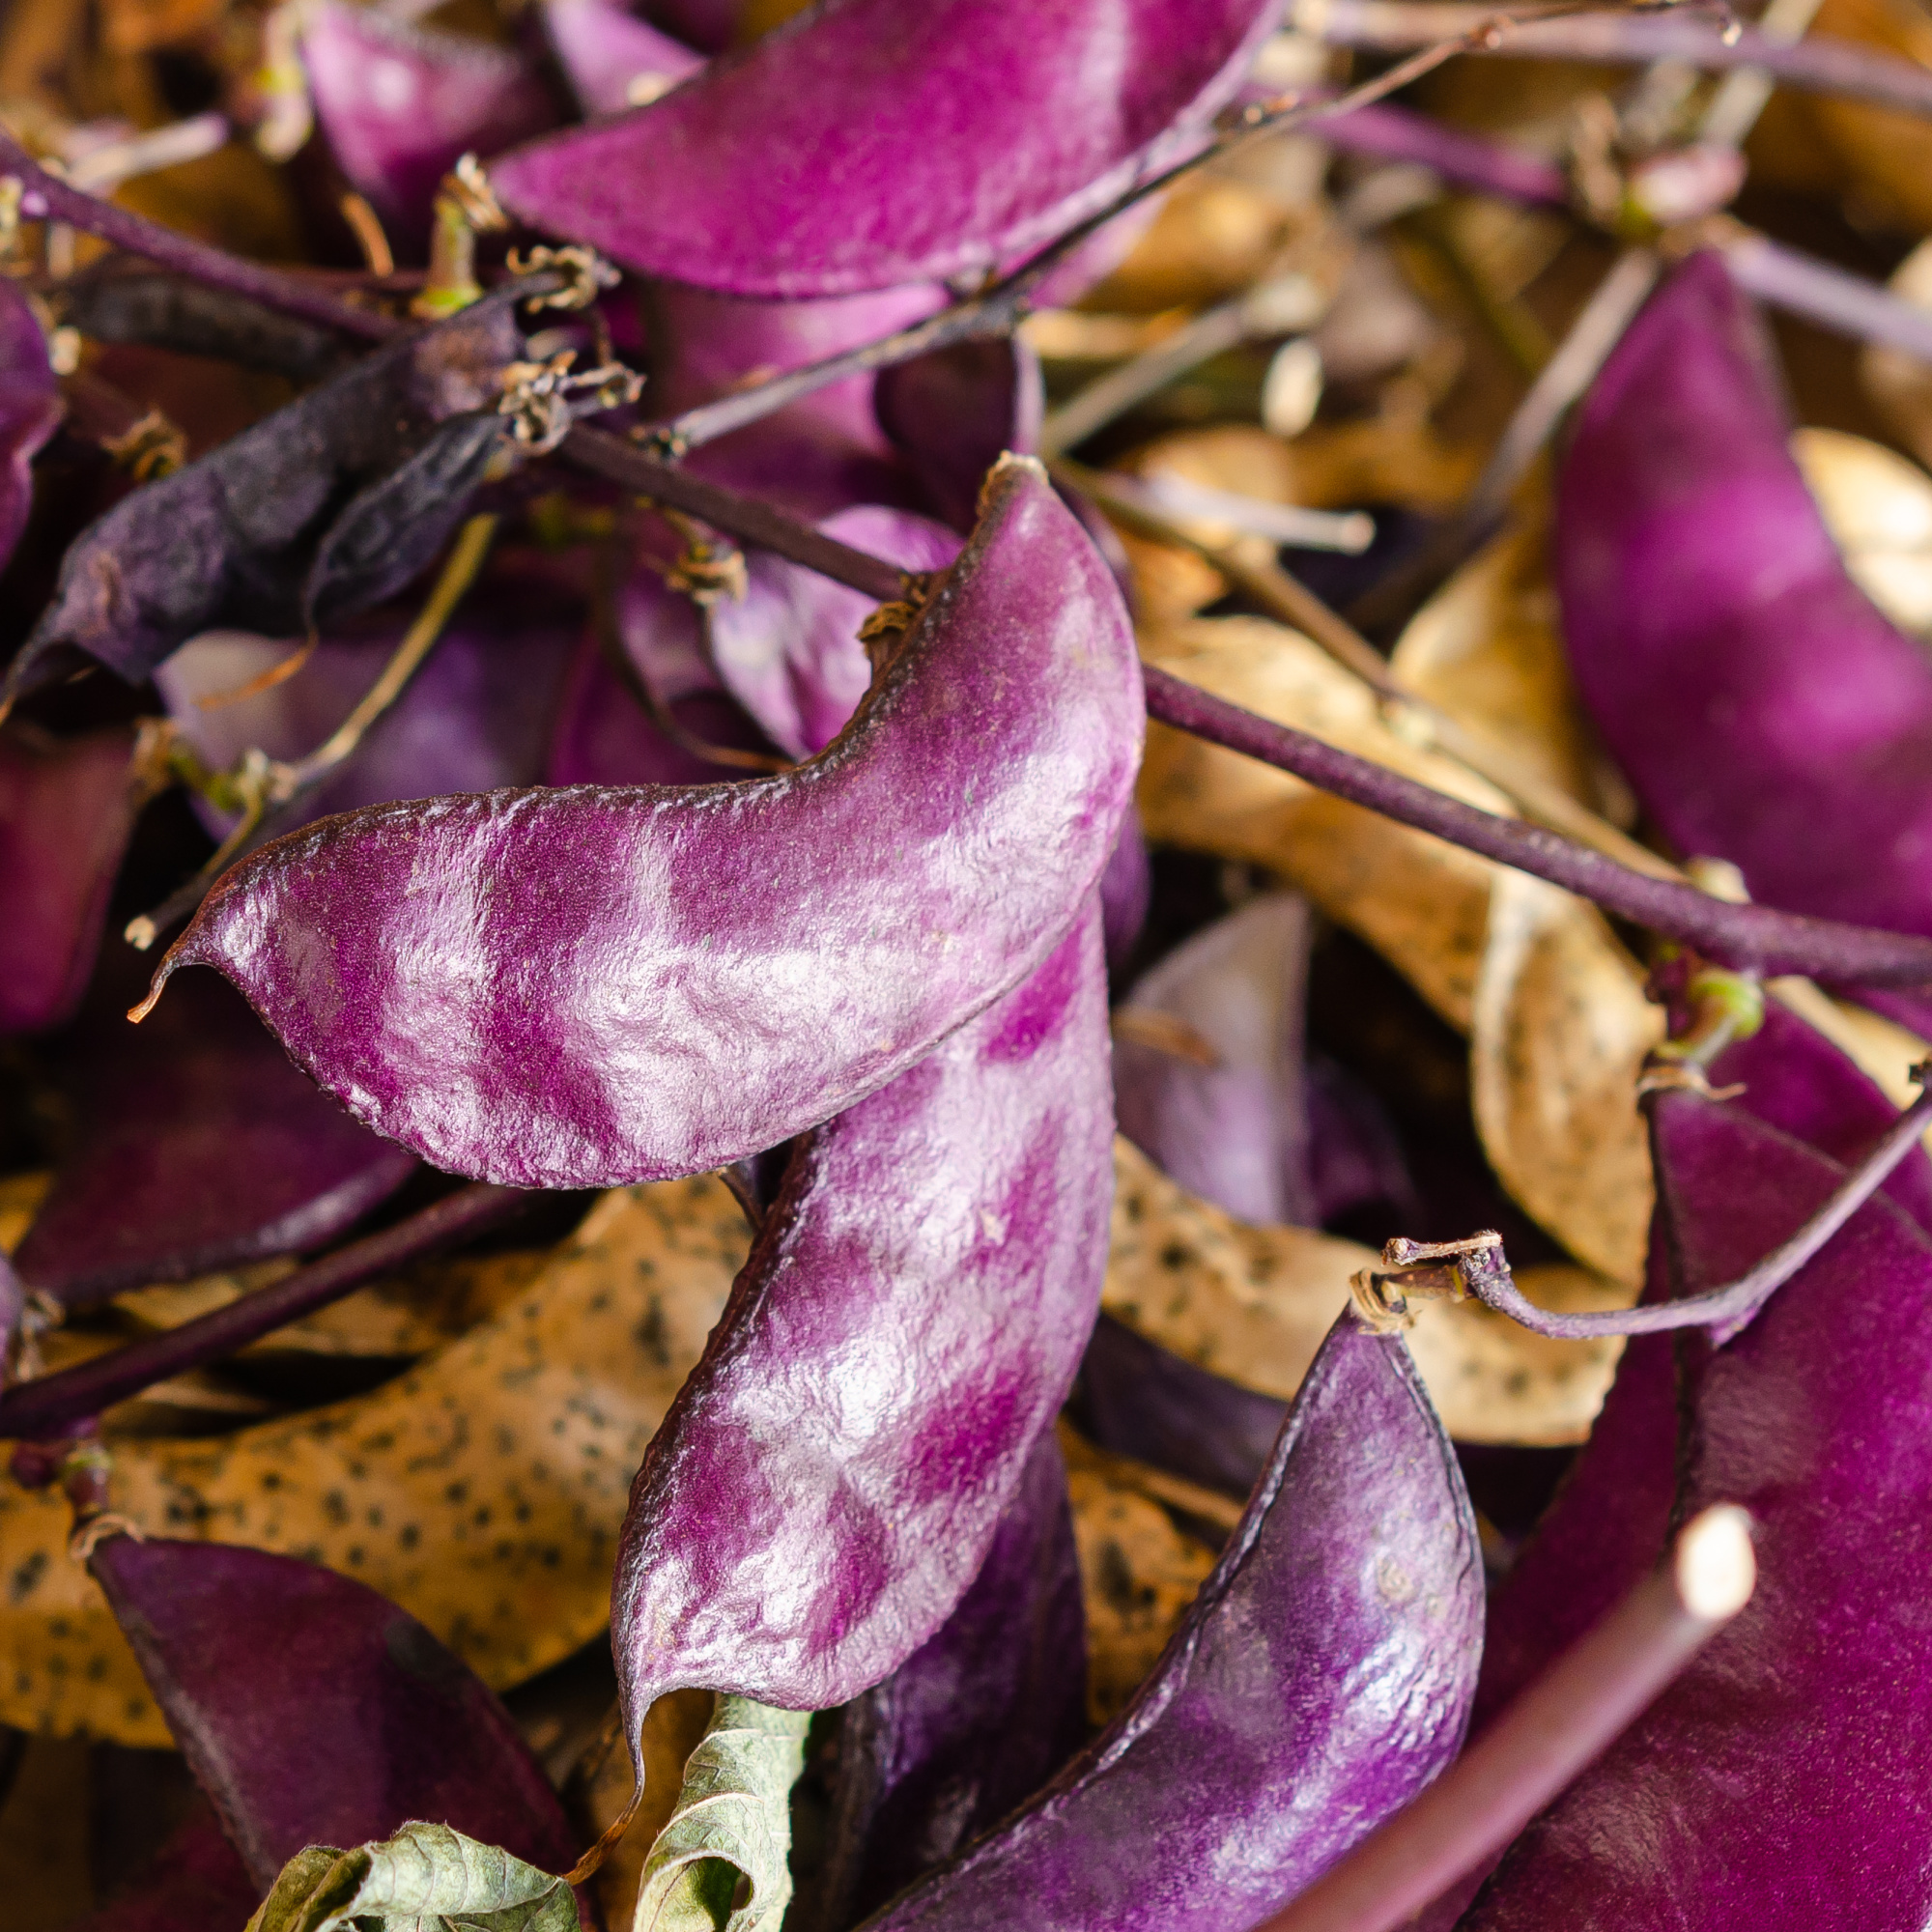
xmin=1674 ymin=1503 xmax=1756 ymax=1620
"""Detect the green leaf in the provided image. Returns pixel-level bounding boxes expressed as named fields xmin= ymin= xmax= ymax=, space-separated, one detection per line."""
xmin=632 ymin=1695 xmax=811 ymax=1932
xmin=244 ymin=1821 xmax=578 ymax=1932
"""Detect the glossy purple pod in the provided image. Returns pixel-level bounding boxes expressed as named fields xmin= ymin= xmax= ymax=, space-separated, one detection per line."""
xmin=1464 ymin=1098 xmax=1932 ymax=1929
xmin=1303 ymin=1054 xmax=1419 ymax=1233
xmin=155 ymin=553 xmax=582 ymax=840
xmin=873 ymin=338 xmax=1045 ymax=534
xmin=302 ymin=2 xmax=560 ymax=248
xmin=540 ymin=0 xmax=704 ymax=119
xmin=147 ymin=458 xmax=1143 ymax=1189
xmin=652 ymin=281 xmax=938 ymax=519
xmin=487 ymin=0 xmax=1277 ymax=296
xmin=1113 ymin=893 xmax=1318 ymax=1228
xmin=89 ymin=1534 xmax=578 ymax=1888
xmin=3 ymin=297 xmax=521 ymax=705
xmin=859 ymin=1309 xmax=1482 ymax=1932
xmin=1557 ymin=253 xmax=1932 ymax=1037
xmin=708 ymin=504 xmax=961 ymax=760
xmin=807 ymin=1430 xmax=1090 ymax=1932
xmin=0 ymin=725 xmax=142 ymax=1037
xmin=1072 ymin=1309 xmax=1288 ymax=1498
xmin=0 ymin=272 xmax=61 ymax=574
xmin=57 ymin=1804 xmax=258 ymax=1932
xmin=15 ymin=968 xmax=416 ymax=1308
xmin=612 ymin=901 xmax=1111 ymax=1733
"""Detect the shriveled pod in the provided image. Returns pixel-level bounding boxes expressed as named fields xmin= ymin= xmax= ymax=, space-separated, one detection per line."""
xmin=88 ymin=1532 xmax=578 ymax=1888
xmin=855 ymin=1310 xmax=1482 ymax=1932
xmin=805 ymin=1430 xmax=1089 ymax=1932
xmin=486 ymin=0 xmax=1279 ymax=296
xmin=612 ymin=901 xmax=1111 ymax=1739
xmin=1465 ymin=1097 xmax=1932 ymax=1928
xmin=144 ymin=457 xmax=1143 ymax=1188
xmin=1557 ymin=252 xmax=1932 ymax=1036
xmin=302 ymin=1 xmax=559 ymax=244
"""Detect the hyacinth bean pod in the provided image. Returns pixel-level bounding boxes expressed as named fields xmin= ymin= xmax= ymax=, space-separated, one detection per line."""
xmin=2 ymin=295 xmax=523 ymax=706
xmin=301 ymin=2 xmax=560 ymax=245
xmin=0 ymin=725 xmax=145 ymax=1036
xmin=486 ymin=0 xmax=1278 ymax=296
xmin=855 ymin=1310 xmax=1482 ymax=1932
xmin=873 ymin=338 xmax=1047 ymax=534
xmin=807 ymin=1430 xmax=1089 ymax=1932
xmin=58 ymin=1805 xmax=258 ymax=1932
xmin=612 ymin=899 xmax=1111 ymax=1735
xmin=1464 ymin=1097 xmax=1932 ymax=1927
xmin=708 ymin=505 xmax=962 ymax=760
xmin=0 ymin=274 xmax=61 ymax=575
xmin=1112 ymin=892 xmax=1318 ymax=1228
xmin=539 ymin=0 xmax=705 ymax=120
xmin=145 ymin=458 xmax=1143 ymax=1188
xmin=88 ymin=1535 xmax=579 ymax=1888
xmin=1557 ymin=253 xmax=1932 ymax=1037
xmin=15 ymin=971 xmax=416 ymax=1307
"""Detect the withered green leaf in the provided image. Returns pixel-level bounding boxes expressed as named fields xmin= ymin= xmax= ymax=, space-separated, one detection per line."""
xmin=633 ymin=1696 xmax=810 ymax=1932
xmin=245 ymin=1822 xmax=575 ymax=1932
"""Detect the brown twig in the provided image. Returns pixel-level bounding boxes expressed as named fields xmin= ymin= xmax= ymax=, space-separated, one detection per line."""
xmin=1251 ymin=1504 xmax=1756 ymax=1932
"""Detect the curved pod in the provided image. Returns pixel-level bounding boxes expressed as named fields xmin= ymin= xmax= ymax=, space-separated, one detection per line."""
xmin=613 ymin=901 xmax=1113 ymax=1738
xmin=146 ymin=458 xmax=1143 ymax=1188
xmin=487 ymin=0 xmax=1277 ymax=296
xmin=859 ymin=1311 xmax=1483 ymax=1932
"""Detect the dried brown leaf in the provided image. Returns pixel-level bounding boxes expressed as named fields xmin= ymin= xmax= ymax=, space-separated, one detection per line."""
xmin=1793 ymin=425 xmax=1932 ymax=638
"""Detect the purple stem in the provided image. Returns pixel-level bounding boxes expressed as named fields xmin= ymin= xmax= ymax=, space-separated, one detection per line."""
xmin=1310 ymin=100 xmax=1568 ymax=205
xmin=1310 ymin=0 xmax=1932 ymax=120
xmin=1140 ymin=665 xmax=1932 ymax=985
xmin=1250 ymin=1505 xmax=1754 ymax=1932
xmin=1723 ymin=231 xmax=1932 ymax=365
xmin=0 ymin=131 xmax=395 ymax=343
xmin=1440 ymin=1087 xmax=1932 ymax=1341
xmin=0 ymin=1183 xmax=528 ymax=1440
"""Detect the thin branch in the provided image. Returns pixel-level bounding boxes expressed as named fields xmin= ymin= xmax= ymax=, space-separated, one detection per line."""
xmin=0 ymin=129 xmax=394 ymax=342
xmin=1252 ymin=1504 xmax=1756 ymax=1932
xmin=0 ymin=1183 xmax=529 ymax=1441
xmin=1139 ymin=664 xmax=1932 ymax=985
xmin=1722 ymin=230 xmax=1932 ymax=365
xmin=125 ymin=515 xmax=501 ymax=952
xmin=1317 ymin=100 xmax=1568 ymax=204
xmin=1302 ymin=0 xmax=1932 ymax=119
xmin=1368 ymin=1082 xmax=1932 ymax=1337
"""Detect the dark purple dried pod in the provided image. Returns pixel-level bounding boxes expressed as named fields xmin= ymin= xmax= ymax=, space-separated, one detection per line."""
xmin=1463 ymin=1098 xmax=1932 ymax=1928
xmin=0 ymin=273 xmax=61 ymax=574
xmin=55 ymin=1805 xmax=257 ymax=1932
xmin=1557 ymin=253 xmax=1932 ymax=1037
xmin=809 ymin=1430 xmax=1089 ymax=1932
xmin=1113 ymin=893 xmax=1318 ymax=1228
xmin=640 ymin=0 xmax=735 ymax=53
xmin=2 ymin=296 xmax=522 ymax=706
xmin=302 ymin=1 xmax=560 ymax=248
xmin=89 ymin=1534 xmax=578 ymax=1888
xmin=487 ymin=0 xmax=1275 ymax=296
xmin=146 ymin=457 xmax=1142 ymax=1188
xmin=708 ymin=504 xmax=961 ymax=760
xmin=0 ymin=725 xmax=142 ymax=1037
xmin=540 ymin=0 xmax=704 ymax=119
xmin=1073 ymin=1310 xmax=1288 ymax=1497
xmin=15 ymin=969 xmax=416 ymax=1308
xmin=612 ymin=902 xmax=1111 ymax=1730
xmin=873 ymin=338 xmax=1045 ymax=534
xmin=858 ymin=1310 xmax=1482 ymax=1932
xmin=155 ymin=554 xmax=582 ymax=838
